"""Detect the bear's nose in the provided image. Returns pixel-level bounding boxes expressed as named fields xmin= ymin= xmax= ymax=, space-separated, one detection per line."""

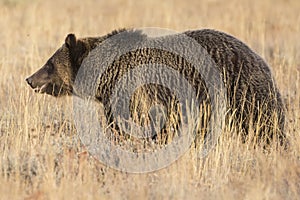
xmin=26 ymin=77 xmax=34 ymax=88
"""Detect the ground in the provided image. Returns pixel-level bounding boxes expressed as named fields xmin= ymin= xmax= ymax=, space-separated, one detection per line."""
xmin=0 ymin=0 xmax=299 ymax=199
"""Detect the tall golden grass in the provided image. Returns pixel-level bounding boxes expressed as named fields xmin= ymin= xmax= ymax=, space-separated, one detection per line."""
xmin=0 ymin=0 xmax=299 ymax=199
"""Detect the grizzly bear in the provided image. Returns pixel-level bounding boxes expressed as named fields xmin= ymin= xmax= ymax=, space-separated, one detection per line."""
xmin=26 ymin=28 xmax=286 ymax=146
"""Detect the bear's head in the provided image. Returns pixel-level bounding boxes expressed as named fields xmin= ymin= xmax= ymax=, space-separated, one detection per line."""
xmin=26 ymin=34 xmax=99 ymax=96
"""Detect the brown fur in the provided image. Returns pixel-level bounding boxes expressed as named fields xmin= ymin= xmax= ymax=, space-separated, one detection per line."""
xmin=26 ymin=28 xmax=286 ymax=146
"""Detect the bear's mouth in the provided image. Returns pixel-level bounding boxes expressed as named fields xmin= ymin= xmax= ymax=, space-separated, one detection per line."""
xmin=34 ymin=83 xmax=49 ymax=94
xmin=33 ymin=83 xmax=72 ymax=97
xmin=33 ymin=83 xmax=59 ymax=96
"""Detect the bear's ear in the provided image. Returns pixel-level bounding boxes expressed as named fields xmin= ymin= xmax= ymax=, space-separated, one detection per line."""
xmin=65 ymin=34 xmax=77 ymax=49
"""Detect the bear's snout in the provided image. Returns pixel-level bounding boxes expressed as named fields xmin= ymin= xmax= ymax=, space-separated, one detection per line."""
xmin=26 ymin=64 xmax=52 ymax=90
xmin=26 ymin=75 xmax=42 ymax=89
xmin=26 ymin=74 xmax=51 ymax=94
xmin=26 ymin=71 xmax=49 ymax=93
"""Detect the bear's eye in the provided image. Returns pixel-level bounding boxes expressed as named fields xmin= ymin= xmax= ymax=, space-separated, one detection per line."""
xmin=45 ymin=62 xmax=54 ymax=73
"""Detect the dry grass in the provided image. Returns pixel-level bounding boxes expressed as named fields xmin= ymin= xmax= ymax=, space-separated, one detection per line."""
xmin=0 ymin=0 xmax=299 ymax=199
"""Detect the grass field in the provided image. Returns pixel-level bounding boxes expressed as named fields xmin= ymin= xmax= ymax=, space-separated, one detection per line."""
xmin=0 ymin=0 xmax=299 ymax=199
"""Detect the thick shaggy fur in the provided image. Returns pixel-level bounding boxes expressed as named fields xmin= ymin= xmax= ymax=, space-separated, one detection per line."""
xmin=26 ymin=28 xmax=286 ymax=145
